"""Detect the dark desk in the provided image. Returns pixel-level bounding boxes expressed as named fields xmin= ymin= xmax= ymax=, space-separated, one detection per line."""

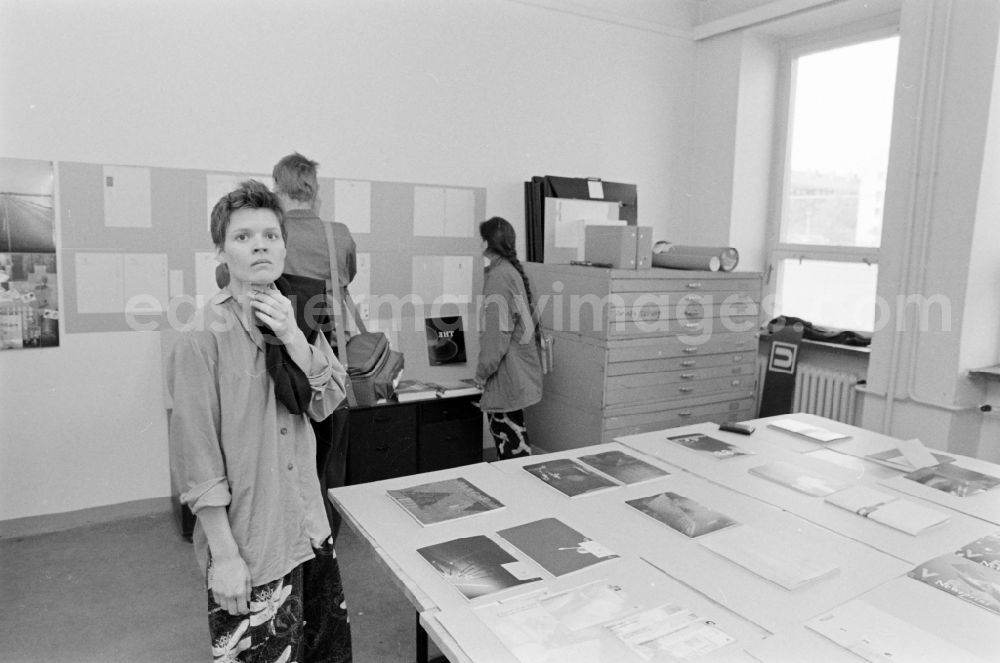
xmin=346 ymin=394 xmax=484 ymax=484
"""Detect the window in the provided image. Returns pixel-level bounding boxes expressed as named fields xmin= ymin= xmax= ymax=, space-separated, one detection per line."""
xmin=768 ymin=33 xmax=899 ymax=333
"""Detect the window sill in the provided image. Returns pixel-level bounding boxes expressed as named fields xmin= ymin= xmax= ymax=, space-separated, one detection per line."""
xmin=969 ymin=364 xmax=1000 ymax=382
xmin=759 ymin=332 xmax=871 ymax=355
xmin=800 ymin=338 xmax=871 ymax=354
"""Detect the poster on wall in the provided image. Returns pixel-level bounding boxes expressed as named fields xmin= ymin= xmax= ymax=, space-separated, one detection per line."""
xmin=425 ymin=315 xmax=467 ymax=365
xmin=0 ymin=158 xmax=59 ymax=350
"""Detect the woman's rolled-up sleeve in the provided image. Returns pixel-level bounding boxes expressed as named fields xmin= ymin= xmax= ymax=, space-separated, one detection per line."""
xmin=167 ymin=333 xmax=232 ymax=513
xmin=304 ymin=332 xmax=347 ymax=421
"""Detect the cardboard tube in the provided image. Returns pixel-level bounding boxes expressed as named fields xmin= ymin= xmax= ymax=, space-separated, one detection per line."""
xmin=652 ymin=252 xmax=721 ymax=271
xmin=652 ymin=243 xmax=739 ymax=271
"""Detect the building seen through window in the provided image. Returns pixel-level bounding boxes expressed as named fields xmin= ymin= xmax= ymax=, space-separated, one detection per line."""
xmin=770 ymin=34 xmax=899 ymax=333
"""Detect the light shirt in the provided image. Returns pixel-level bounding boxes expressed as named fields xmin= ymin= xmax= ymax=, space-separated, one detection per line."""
xmin=167 ymin=290 xmax=347 ymax=585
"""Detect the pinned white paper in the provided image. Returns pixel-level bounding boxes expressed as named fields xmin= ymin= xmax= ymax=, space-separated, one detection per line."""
xmin=103 ymin=166 xmax=152 ymax=228
xmin=587 ymin=179 xmax=604 ymax=199
xmin=334 ymin=179 xmax=372 ymax=234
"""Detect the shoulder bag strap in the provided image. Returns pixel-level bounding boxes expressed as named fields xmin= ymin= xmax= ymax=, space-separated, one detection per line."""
xmin=343 ymin=289 xmax=368 ymax=335
xmin=322 ymin=222 xmax=349 ymax=362
xmin=323 ymin=221 xmax=359 ymax=407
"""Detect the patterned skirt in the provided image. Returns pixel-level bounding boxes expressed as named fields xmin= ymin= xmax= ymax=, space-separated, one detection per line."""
xmin=207 ymin=540 xmax=351 ymax=663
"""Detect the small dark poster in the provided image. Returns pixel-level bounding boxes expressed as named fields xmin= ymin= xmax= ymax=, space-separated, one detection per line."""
xmin=425 ymin=315 xmax=467 ymax=365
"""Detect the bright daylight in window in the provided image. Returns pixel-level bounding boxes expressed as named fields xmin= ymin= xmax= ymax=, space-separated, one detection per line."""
xmin=772 ymin=35 xmax=899 ymax=333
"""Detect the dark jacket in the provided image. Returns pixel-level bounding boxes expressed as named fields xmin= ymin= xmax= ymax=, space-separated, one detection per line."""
xmin=475 ymin=259 xmax=543 ymax=413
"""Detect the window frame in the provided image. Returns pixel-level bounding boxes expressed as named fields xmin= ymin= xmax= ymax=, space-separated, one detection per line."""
xmin=764 ymin=19 xmax=900 ymax=329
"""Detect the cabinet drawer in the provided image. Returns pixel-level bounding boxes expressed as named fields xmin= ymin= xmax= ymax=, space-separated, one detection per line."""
xmin=609 ymin=276 xmax=762 ymax=294
xmin=418 ymin=419 xmax=483 ymax=472
xmin=607 ymin=315 xmax=758 ymax=338
xmin=602 ymin=397 xmax=756 ymax=441
xmin=607 ymin=350 xmax=754 ymax=377
xmin=607 ymin=331 xmax=758 ymax=362
xmin=607 ymin=362 xmax=756 ymax=391
xmin=419 ymin=396 xmax=480 ymax=425
xmin=608 ymin=292 xmax=759 ymax=323
xmin=605 ymin=374 xmax=754 ymax=407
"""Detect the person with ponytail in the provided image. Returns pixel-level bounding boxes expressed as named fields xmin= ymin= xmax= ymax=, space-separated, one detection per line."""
xmin=474 ymin=217 xmax=544 ymax=459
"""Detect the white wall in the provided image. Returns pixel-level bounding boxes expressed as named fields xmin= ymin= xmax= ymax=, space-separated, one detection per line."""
xmin=861 ymin=0 xmax=1000 ymax=457
xmin=0 ymin=0 xmax=696 ymax=521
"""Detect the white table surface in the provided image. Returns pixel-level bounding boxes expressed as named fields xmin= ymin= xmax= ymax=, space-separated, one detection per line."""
xmin=616 ymin=419 xmax=998 ymax=564
xmin=330 ymin=416 xmax=1000 ymax=663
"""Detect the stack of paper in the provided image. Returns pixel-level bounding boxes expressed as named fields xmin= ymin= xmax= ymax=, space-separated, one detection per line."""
xmin=431 ymin=379 xmax=481 ymax=398
xmin=473 ymin=580 xmax=735 ymax=663
xmin=824 ymin=484 xmax=950 ymax=535
xmin=394 ymin=379 xmax=440 ymax=403
xmin=698 ymin=526 xmax=840 ymax=590
xmin=807 ymin=600 xmax=992 ymax=663
xmin=748 ymin=460 xmax=851 ymax=497
xmin=767 ymin=419 xmax=851 ymax=443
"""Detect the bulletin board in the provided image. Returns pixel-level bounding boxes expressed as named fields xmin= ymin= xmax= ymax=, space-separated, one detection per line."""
xmin=58 ymin=161 xmax=487 ymax=383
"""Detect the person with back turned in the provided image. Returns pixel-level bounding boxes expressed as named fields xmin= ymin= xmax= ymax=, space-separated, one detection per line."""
xmin=473 ymin=216 xmax=544 ymax=459
xmin=272 ymin=152 xmax=356 ymax=544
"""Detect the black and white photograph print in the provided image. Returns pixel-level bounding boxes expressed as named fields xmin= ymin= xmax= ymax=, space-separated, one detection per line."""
xmin=904 ymin=464 xmax=1000 ymax=498
xmin=0 ymin=158 xmax=55 ymax=253
xmin=626 ymin=491 xmax=739 ymax=538
xmin=577 ymin=449 xmax=669 ymax=485
xmin=667 ymin=433 xmax=753 ymax=460
xmin=522 ymin=457 xmax=618 ymax=498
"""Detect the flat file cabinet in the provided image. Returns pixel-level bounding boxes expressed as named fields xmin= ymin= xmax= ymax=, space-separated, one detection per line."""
xmin=524 ymin=263 xmax=761 ymax=450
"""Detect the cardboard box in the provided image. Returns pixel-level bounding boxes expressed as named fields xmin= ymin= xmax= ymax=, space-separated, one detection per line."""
xmin=585 ymin=225 xmax=638 ymax=268
xmin=584 ymin=225 xmax=654 ymax=269
xmin=635 ymin=226 xmax=652 ymax=269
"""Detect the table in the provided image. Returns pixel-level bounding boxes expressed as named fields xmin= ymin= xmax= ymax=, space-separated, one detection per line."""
xmin=329 ymin=414 xmax=1000 ymax=662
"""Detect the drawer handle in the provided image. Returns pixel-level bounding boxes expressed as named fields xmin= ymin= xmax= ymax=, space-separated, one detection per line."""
xmin=681 ymin=360 xmax=696 ymax=367
xmin=678 ymin=411 xmax=693 ymax=417
xmin=731 ymin=379 xmax=742 ymax=386
xmin=733 ymin=354 xmax=743 ymax=361
xmin=680 ymin=373 xmax=695 ymax=380
xmin=683 ymin=347 xmax=698 ymax=354
xmin=686 ymin=282 xmax=703 ymax=289
xmin=683 ymin=322 xmax=701 ymax=330
xmin=679 ymin=386 xmax=694 ymax=393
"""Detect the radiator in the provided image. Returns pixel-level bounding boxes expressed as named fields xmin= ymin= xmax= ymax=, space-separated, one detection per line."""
xmin=757 ymin=362 xmax=862 ymax=424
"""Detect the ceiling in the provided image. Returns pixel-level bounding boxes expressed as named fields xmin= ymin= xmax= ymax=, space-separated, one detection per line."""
xmin=510 ymin=0 xmax=901 ymax=38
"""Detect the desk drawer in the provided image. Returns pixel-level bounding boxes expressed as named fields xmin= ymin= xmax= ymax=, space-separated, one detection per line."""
xmin=418 ymin=418 xmax=483 ymax=472
xmin=419 ymin=396 xmax=480 ymax=425
xmin=347 ymin=405 xmax=417 ymax=483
